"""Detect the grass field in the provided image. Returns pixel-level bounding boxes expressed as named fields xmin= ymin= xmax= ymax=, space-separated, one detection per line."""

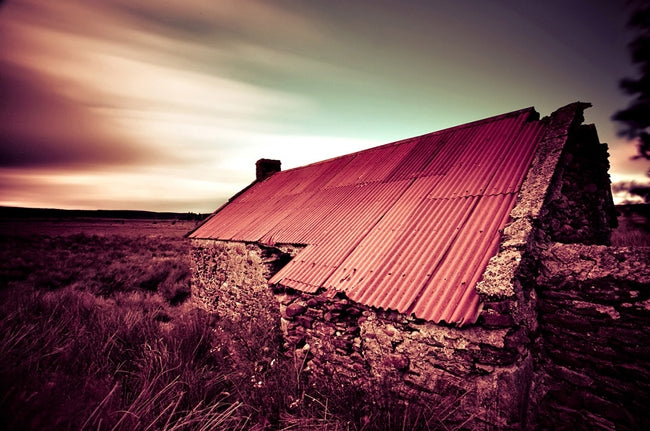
xmin=1 ymin=209 xmax=646 ymax=430
xmin=0 ymin=218 xmax=199 ymax=238
xmin=0 ymin=218 xmax=441 ymax=431
xmin=0 ymin=223 xmax=241 ymax=430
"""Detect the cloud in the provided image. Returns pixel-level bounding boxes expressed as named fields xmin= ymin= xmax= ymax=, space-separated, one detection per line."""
xmin=608 ymin=137 xmax=650 ymax=181
xmin=0 ymin=0 xmax=340 ymax=211
xmin=0 ymin=1 xmax=316 ymax=176
xmin=0 ymin=60 xmax=159 ymax=169
xmin=1 ymin=0 xmax=647 ymax=211
xmin=104 ymin=0 xmax=324 ymax=43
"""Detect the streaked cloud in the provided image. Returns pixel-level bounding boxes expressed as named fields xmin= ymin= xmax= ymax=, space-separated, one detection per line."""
xmin=0 ymin=0 xmax=647 ymax=211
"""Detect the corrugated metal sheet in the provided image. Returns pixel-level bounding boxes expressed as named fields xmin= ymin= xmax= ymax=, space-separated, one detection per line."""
xmin=190 ymin=107 xmax=547 ymax=325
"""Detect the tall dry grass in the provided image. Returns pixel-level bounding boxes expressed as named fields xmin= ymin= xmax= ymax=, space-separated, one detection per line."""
xmin=0 ymin=229 xmax=451 ymax=430
xmin=0 ymin=287 xmax=248 ymax=430
xmin=0 ymin=232 xmax=247 ymax=430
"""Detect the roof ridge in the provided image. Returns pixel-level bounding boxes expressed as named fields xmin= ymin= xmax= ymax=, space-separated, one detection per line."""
xmin=280 ymin=107 xmax=539 ymax=174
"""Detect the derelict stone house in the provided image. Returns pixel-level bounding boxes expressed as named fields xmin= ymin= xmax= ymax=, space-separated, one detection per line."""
xmin=188 ymin=103 xmax=650 ymax=429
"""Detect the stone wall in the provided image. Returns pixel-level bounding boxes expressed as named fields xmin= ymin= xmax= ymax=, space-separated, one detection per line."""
xmin=531 ymin=243 xmax=650 ymax=430
xmin=189 ymin=240 xmax=299 ymax=361
xmin=278 ymin=288 xmax=534 ymax=429
xmin=518 ymin=104 xmax=649 ymax=429
xmin=189 ymin=236 xmax=650 ymax=429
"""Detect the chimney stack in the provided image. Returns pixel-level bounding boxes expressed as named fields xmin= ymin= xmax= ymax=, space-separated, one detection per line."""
xmin=256 ymin=158 xmax=281 ymax=181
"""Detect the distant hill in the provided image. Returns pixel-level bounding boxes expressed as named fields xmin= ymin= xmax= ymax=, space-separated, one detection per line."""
xmin=0 ymin=206 xmax=209 ymax=221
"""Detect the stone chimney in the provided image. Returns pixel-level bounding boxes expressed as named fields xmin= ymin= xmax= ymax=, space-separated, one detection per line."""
xmin=256 ymin=158 xmax=281 ymax=181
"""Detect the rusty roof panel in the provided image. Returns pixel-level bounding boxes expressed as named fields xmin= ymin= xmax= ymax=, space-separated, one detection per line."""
xmin=334 ymin=196 xmax=479 ymax=307
xmin=191 ymin=200 xmax=257 ymax=240
xmin=231 ymin=192 xmax=314 ymax=242
xmin=420 ymin=126 xmax=475 ymax=177
xmin=259 ymin=184 xmax=367 ymax=245
xmin=298 ymin=155 xmax=358 ymax=194
xmin=410 ymin=194 xmax=517 ymax=323
xmin=191 ymin=106 xmax=551 ymax=325
xmin=269 ymin=180 xmax=413 ymax=287
xmin=280 ymin=278 xmax=322 ymax=293
xmin=425 ymin=111 xmax=533 ymax=199
xmin=484 ymin=120 xmax=546 ymax=195
xmin=322 ymin=176 xmax=448 ymax=291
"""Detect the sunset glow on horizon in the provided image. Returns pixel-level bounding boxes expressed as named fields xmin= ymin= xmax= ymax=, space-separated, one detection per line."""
xmin=1 ymin=0 xmax=649 ymax=212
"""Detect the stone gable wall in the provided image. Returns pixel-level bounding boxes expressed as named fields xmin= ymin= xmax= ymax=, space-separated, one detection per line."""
xmin=540 ymin=123 xmax=617 ymax=245
xmin=189 ymin=240 xmax=300 ymax=365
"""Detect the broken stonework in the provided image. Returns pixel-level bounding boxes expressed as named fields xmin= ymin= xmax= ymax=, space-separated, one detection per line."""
xmin=275 ymin=287 xmax=535 ymax=429
xmin=540 ymin=124 xmax=617 ymax=245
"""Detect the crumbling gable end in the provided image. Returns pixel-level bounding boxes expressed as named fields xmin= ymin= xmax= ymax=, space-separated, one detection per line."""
xmin=541 ymin=112 xmax=617 ymax=245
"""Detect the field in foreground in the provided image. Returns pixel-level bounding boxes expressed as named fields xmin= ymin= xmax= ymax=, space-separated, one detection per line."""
xmin=0 ymin=219 xmax=442 ymax=431
xmin=1 ymin=208 xmax=646 ymax=430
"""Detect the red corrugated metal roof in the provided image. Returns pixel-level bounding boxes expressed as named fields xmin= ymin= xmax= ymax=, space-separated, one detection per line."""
xmin=189 ymin=107 xmax=547 ymax=325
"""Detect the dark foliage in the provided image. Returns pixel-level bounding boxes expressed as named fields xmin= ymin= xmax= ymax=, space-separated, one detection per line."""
xmin=629 ymin=183 xmax=650 ymax=202
xmin=613 ymin=1 xmax=650 ymax=165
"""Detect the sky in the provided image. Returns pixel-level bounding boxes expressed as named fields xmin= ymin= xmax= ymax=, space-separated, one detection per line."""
xmin=1 ymin=0 xmax=649 ymax=212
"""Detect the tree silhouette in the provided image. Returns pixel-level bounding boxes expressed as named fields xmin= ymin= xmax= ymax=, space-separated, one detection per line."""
xmin=613 ymin=2 xmax=650 ymax=163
